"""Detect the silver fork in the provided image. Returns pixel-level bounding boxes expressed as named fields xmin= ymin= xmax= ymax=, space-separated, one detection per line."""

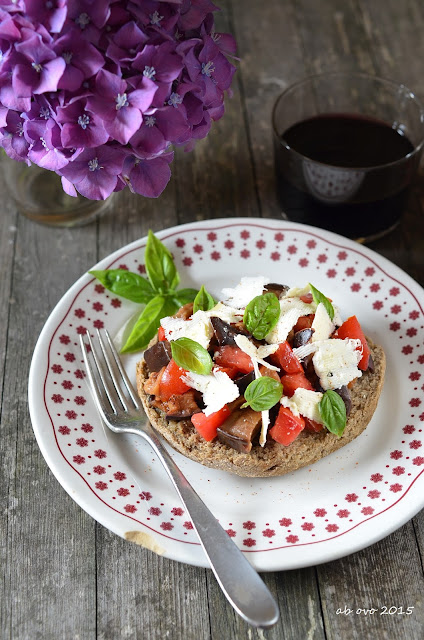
xmin=80 ymin=329 xmax=279 ymax=629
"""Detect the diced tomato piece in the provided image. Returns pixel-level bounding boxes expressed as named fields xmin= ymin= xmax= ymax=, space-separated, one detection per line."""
xmin=214 ymin=365 xmax=238 ymax=379
xmin=158 ymin=359 xmax=191 ymax=401
xmin=281 ymin=372 xmax=315 ymax=397
xmin=271 ymin=341 xmax=303 ymax=374
xmin=157 ymin=326 xmax=166 ymax=341
xmin=293 ymin=315 xmax=314 ymax=332
xmin=300 ymin=293 xmax=313 ymax=304
xmin=269 ymin=406 xmax=305 ymax=446
xmin=214 ymin=346 xmax=254 ymax=374
xmin=336 ymin=315 xmax=371 ymax=371
xmin=191 ymin=405 xmax=231 ymax=441
xmin=259 ymin=364 xmax=281 ymax=382
xmin=304 ymin=417 xmax=324 ymax=433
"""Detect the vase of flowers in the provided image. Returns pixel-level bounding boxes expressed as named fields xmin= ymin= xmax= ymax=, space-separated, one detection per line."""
xmin=0 ymin=0 xmax=236 ymax=225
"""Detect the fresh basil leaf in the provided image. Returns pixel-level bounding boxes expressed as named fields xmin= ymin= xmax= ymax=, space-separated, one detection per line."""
xmin=144 ymin=230 xmax=179 ymax=294
xmin=193 ymin=285 xmax=215 ymax=313
xmin=309 ymin=283 xmax=334 ymax=321
xmin=89 ymin=269 xmax=155 ymax=304
xmin=241 ymin=377 xmax=283 ymax=412
xmin=171 ymin=287 xmax=199 ymax=307
xmin=243 ymin=292 xmax=280 ymax=340
xmin=121 ymin=296 xmax=177 ymax=353
xmin=170 ymin=337 xmax=213 ymax=375
xmin=319 ymin=389 xmax=347 ymax=436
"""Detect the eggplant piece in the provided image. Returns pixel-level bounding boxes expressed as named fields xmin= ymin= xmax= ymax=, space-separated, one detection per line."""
xmin=217 ymin=406 xmax=262 ymax=453
xmin=335 ymin=385 xmax=352 ymax=416
xmin=211 ymin=317 xmax=250 ymax=347
xmin=234 ymin=370 xmax=255 ymax=394
xmin=144 ymin=340 xmax=172 ymax=373
xmin=174 ymin=302 xmax=194 ymax=319
xmin=293 ymin=328 xmax=314 ymax=348
xmin=301 ymin=354 xmax=323 ymax=391
xmin=151 ymin=390 xmax=201 ymax=420
xmin=367 ymin=353 xmax=375 ymax=373
xmin=263 ymin=282 xmax=289 ymax=299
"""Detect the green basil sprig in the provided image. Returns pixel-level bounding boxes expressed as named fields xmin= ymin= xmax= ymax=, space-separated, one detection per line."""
xmin=243 ymin=292 xmax=280 ymax=340
xmin=171 ymin=337 xmax=213 ymax=375
xmin=89 ymin=269 xmax=156 ymax=304
xmin=242 ymin=377 xmax=283 ymax=412
xmin=193 ymin=285 xmax=215 ymax=313
xmin=121 ymin=296 xmax=177 ymax=354
xmin=309 ymin=283 xmax=334 ymax=321
xmin=144 ymin=230 xmax=180 ymax=293
xmin=90 ymin=231 xmax=199 ymax=353
xmin=319 ymin=390 xmax=347 ymax=436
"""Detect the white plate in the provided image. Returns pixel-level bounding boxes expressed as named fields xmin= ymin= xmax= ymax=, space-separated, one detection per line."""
xmin=28 ymin=218 xmax=424 ymax=571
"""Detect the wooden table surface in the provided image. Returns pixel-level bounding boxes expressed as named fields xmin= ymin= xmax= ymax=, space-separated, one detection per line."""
xmin=2 ymin=1 xmax=424 ymax=639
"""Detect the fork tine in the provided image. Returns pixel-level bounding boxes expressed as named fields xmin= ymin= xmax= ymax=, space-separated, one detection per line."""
xmin=84 ymin=330 xmax=123 ymax=414
xmin=103 ymin=329 xmax=142 ymax=409
xmin=95 ymin=329 xmax=132 ymax=411
xmin=79 ymin=333 xmax=115 ymax=419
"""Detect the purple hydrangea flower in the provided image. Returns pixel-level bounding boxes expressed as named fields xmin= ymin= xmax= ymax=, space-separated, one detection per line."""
xmin=25 ymin=118 xmax=69 ymax=170
xmin=129 ymin=105 xmax=190 ymax=155
xmin=59 ymin=145 xmax=127 ymax=200
xmin=56 ymin=98 xmax=110 ymax=148
xmin=23 ymin=0 xmax=67 ymax=34
xmin=0 ymin=1 xmax=237 ymax=200
xmin=86 ymin=69 xmax=157 ymax=145
xmin=13 ymin=29 xmax=66 ymax=97
xmin=0 ymin=108 xmax=29 ymax=161
xmin=53 ymin=28 xmax=104 ymax=91
xmin=123 ymin=151 xmax=173 ymax=198
xmin=131 ymin=42 xmax=184 ymax=108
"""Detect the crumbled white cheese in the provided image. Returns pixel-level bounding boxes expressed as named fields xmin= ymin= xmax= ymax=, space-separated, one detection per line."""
xmin=259 ymin=410 xmax=270 ymax=446
xmin=181 ymin=367 xmax=240 ymax=416
xmin=332 ymin=304 xmax=343 ymax=327
xmin=161 ymin=310 xmax=213 ymax=349
xmin=280 ymin=388 xmax=324 ymax=424
xmin=265 ymin=297 xmax=315 ymax=344
xmin=292 ymin=342 xmax=317 ymax=360
xmin=285 ymin=284 xmax=312 ymax=299
xmin=311 ymin=303 xmax=335 ymax=341
xmin=233 ymin=334 xmax=279 ymax=377
xmin=221 ymin=276 xmax=270 ymax=309
xmin=206 ymin=302 xmax=244 ymax=324
xmin=312 ymin=338 xmax=362 ymax=390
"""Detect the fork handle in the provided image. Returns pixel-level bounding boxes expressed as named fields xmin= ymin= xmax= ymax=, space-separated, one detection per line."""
xmin=128 ymin=423 xmax=279 ymax=629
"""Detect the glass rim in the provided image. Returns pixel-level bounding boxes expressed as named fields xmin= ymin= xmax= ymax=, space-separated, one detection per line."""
xmin=272 ymin=71 xmax=424 ymax=172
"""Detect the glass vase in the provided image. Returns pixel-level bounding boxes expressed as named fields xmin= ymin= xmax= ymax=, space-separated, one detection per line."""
xmin=2 ymin=154 xmax=113 ymax=227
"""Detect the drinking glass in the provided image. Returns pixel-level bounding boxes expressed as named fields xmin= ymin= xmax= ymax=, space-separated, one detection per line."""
xmin=272 ymin=72 xmax=424 ymax=242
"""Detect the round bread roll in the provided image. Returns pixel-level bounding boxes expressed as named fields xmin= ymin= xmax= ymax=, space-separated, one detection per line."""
xmin=136 ymin=339 xmax=385 ymax=478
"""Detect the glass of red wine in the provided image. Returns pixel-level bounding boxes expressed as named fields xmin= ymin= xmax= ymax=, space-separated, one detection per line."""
xmin=272 ymin=72 xmax=424 ymax=242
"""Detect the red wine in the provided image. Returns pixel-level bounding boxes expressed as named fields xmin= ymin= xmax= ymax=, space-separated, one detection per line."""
xmin=274 ymin=113 xmax=417 ymax=240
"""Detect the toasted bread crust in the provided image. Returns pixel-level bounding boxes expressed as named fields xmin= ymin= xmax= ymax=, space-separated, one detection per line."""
xmin=136 ymin=340 xmax=385 ymax=477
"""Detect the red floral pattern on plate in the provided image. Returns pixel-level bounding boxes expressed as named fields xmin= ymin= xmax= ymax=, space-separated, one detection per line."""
xmin=31 ymin=220 xmax=424 ymax=570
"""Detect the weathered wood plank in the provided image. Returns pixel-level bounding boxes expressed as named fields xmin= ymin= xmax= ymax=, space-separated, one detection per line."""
xmin=358 ymin=0 xmax=424 ymax=92
xmin=175 ymin=2 xmax=260 ymax=225
xmin=228 ymin=0 xmax=307 ymax=220
xmin=293 ymin=0 xmax=375 ymax=75
xmin=1 ymin=216 xmax=98 ymax=640
xmin=318 ymin=523 xmax=424 ymax=639
xmin=97 ymin=180 xmax=179 ymax=262
xmin=208 ymin=567 xmax=325 ymax=640
xmin=96 ymin=530 xmax=210 ymax=640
